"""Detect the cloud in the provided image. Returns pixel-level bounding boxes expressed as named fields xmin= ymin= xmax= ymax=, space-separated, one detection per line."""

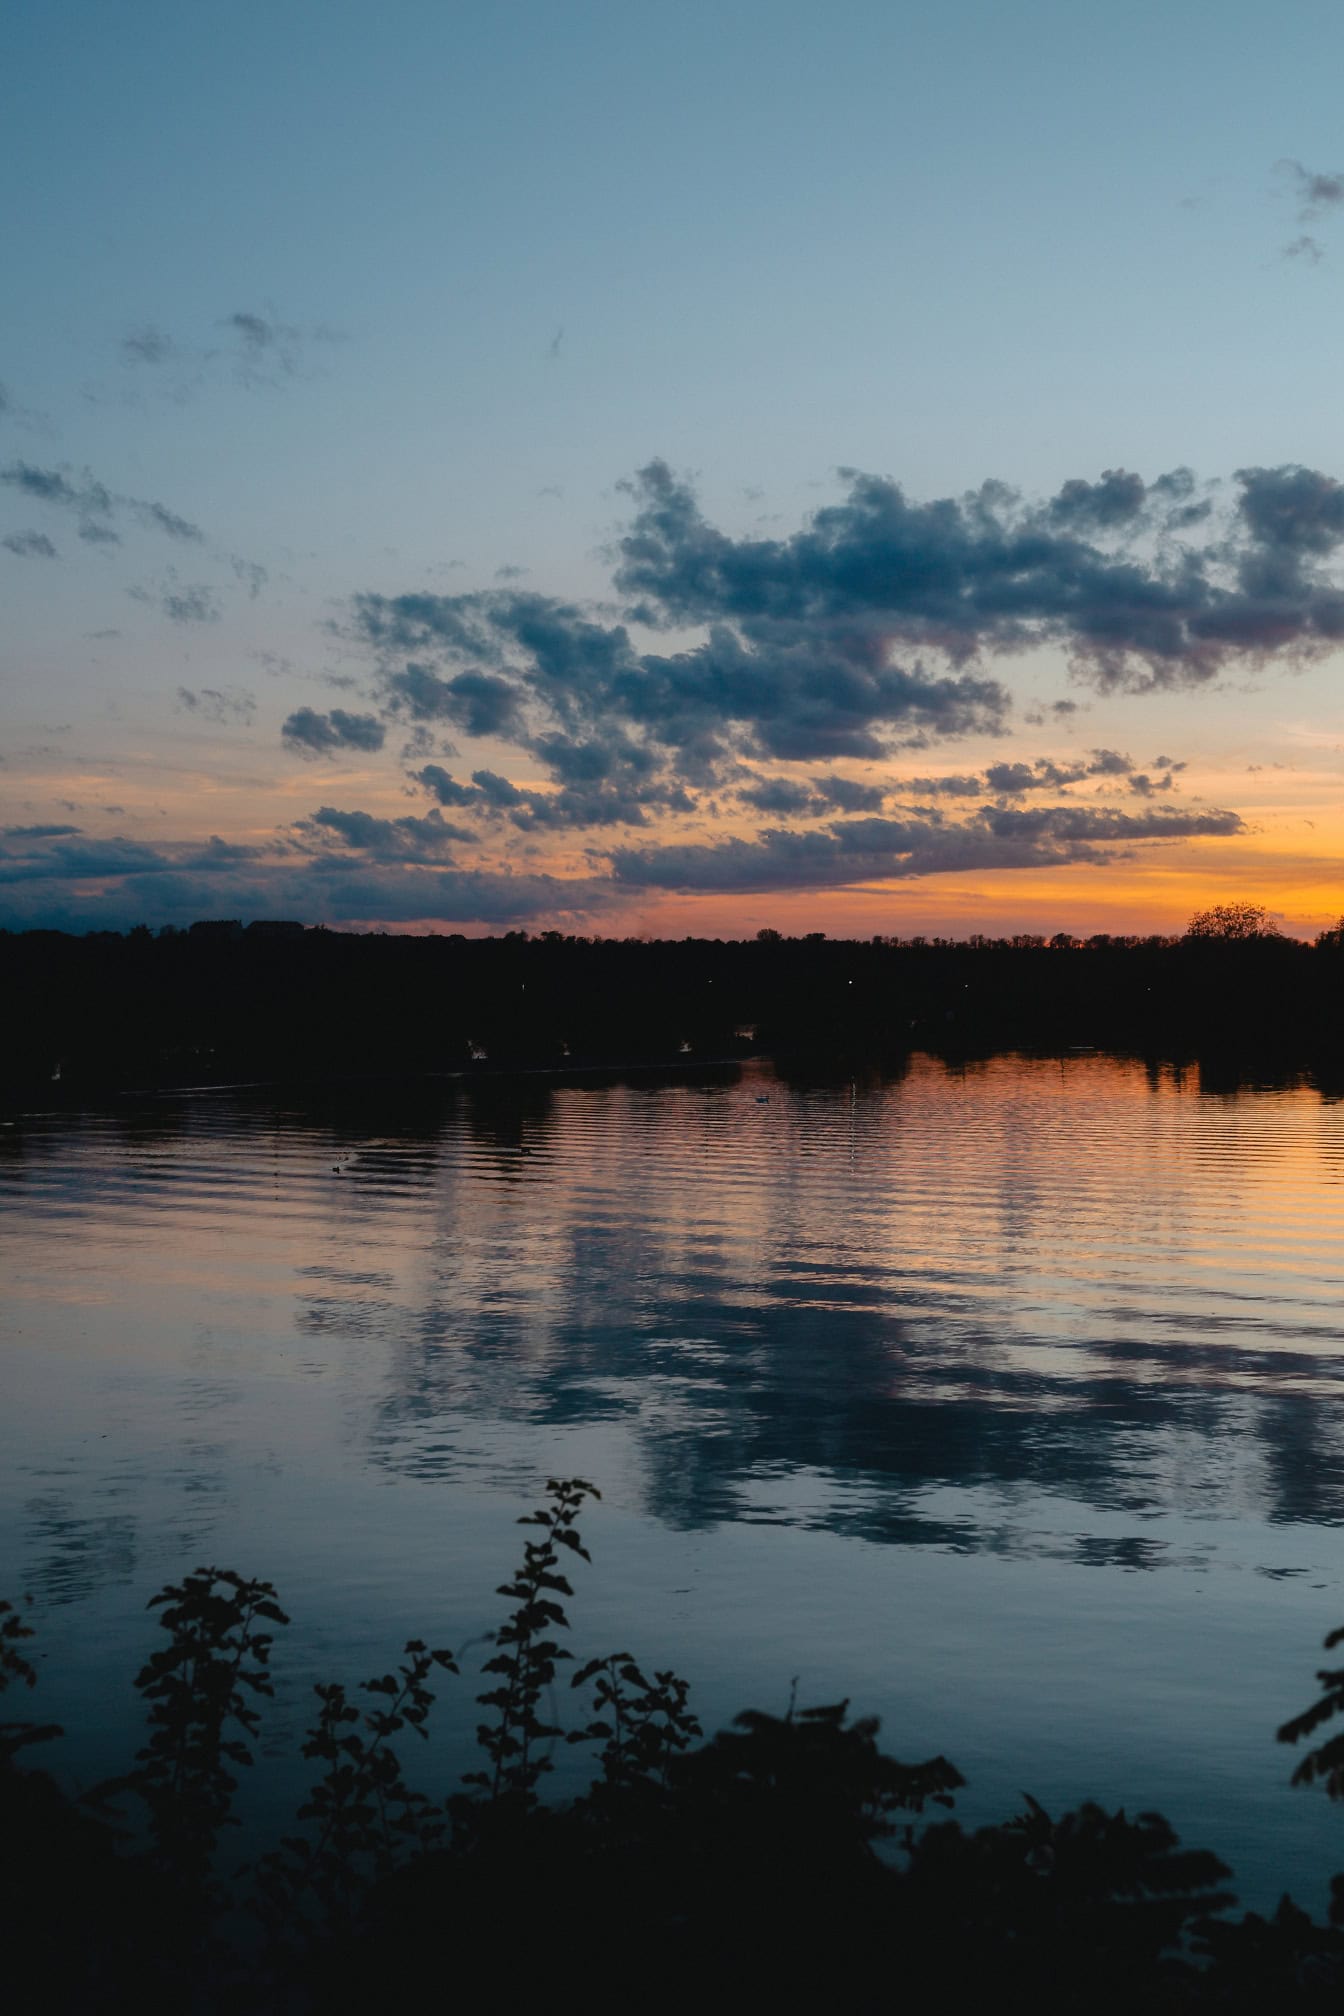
xmin=0 ymin=459 xmax=201 ymax=543
xmin=899 ymin=748 xmax=1140 ymax=801
xmin=355 ymin=572 xmax=1008 ymax=810
xmin=612 ymin=803 xmax=1243 ymax=894
xmin=177 ymin=686 xmax=256 ymax=726
xmin=282 ymin=706 xmax=387 ymax=756
xmin=415 ymin=756 xmax=690 ymax=831
xmin=738 ymin=776 xmax=824 ymax=815
xmin=2 ymin=530 xmax=57 ymax=558
xmin=117 ymin=309 xmax=339 ymax=400
xmin=130 ymin=499 xmax=202 ymax=542
xmin=121 ymin=326 xmax=176 ymax=365
xmin=610 ymin=458 xmax=1344 ymax=691
xmin=735 ymin=772 xmax=888 ymax=817
xmin=161 ymin=585 xmax=220 ymax=625
xmin=1279 ymin=160 xmax=1344 ymax=221
xmin=220 ymin=309 xmax=338 ymax=387
xmin=0 ymin=818 xmax=609 ymax=932
xmin=902 ymin=772 xmax=985 ymax=798
xmin=298 ymin=806 xmax=474 ymax=859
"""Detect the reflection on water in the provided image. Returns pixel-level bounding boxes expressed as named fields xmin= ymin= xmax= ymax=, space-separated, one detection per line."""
xmin=3 ymin=1054 xmax=1344 ymax=1904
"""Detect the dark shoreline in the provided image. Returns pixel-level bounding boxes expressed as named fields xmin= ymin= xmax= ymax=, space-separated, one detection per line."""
xmin=5 ymin=923 xmax=1343 ymax=1107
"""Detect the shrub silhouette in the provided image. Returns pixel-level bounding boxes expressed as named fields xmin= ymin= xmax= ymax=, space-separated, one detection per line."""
xmin=7 ymin=1488 xmax=1344 ymax=2009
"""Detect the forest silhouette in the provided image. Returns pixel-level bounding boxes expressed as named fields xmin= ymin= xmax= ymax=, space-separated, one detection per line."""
xmin=4 ymin=904 xmax=1343 ymax=1101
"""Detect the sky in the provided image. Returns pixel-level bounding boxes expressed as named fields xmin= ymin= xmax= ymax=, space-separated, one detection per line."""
xmin=3 ymin=0 xmax=1344 ymax=940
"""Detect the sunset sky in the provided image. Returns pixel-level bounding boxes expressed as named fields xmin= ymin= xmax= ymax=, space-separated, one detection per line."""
xmin=4 ymin=0 xmax=1343 ymax=939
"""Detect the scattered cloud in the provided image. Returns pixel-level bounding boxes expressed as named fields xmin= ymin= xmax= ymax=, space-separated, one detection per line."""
xmin=0 ymin=817 xmax=604 ymax=931
xmin=161 ymin=585 xmax=220 ymax=624
xmin=1279 ymin=159 xmax=1344 ymax=221
xmin=2 ymin=529 xmax=57 ymax=558
xmin=282 ymin=706 xmax=387 ymax=756
xmin=0 ymin=459 xmax=202 ymax=543
xmin=117 ymin=307 xmax=341 ymax=397
xmin=612 ymin=804 xmax=1244 ymax=894
xmin=177 ymin=686 xmax=256 ymax=726
xmin=121 ymin=326 xmax=176 ymax=366
xmin=1275 ymin=161 xmax=1344 ymax=260
xmin=297 ymin=805 xmax=475 ymax=859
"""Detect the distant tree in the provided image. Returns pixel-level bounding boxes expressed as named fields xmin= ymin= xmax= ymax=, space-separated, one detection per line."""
xmin=1316 ymin=917 xmax=1344 ymax=950
xmin=1184 ymin=900 xmax=1282 ymax=941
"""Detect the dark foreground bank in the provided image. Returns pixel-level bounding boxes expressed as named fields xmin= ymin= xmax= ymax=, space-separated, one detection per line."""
xmin=5 ymin=1478 xmax=1344 ymax=2014
xmin=4 ymin=919 xmax=1344 ymax=1101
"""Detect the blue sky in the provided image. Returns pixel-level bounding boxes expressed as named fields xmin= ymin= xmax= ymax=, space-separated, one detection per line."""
xmin=4 ymin=0 xmax=1344 ymax=935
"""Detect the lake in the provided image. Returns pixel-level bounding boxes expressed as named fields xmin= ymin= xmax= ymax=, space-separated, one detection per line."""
xmin=3 ymin=1051 xmax=1344 ymax=1909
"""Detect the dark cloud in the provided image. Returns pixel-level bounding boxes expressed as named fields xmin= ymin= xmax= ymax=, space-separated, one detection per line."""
xmin=355 ymin=574 xmax=1007 ymax=806
xmin=177 ymin=686 xmax=256 ymax=726
xmin=0 ymin=461 xmax=110 ymax=514
xmin=415 ymin=757 xmax=689 ymax=832
xmin=1235 ymin=465 xmax=1344 ymax=556
xmin=902 ymin=748 xmax=1139 ymax=802
xmin=610 ymin=458 xmax=1344 ymax=690
xmin=1047 ymin=469 xmax=1148 ymax=531
xmin=1279 ymin=160 xmax=1344 ymax=220
xmin=282 ymin=706 xmax=387 ymax=756
xmin=612 ymin=803 xmax=1243 ymax=895
xmin=736 ymin=772 xmax=888 ymax=817
xmin=416 ymin=764 xmax=479 ymax=808
xmin=226 ymin=311 xmax=279 ymax=349
xmin=1086 ymin=747 xmax=1134 ymax=776
xmin=380 ymin=660 xmax=524 ymax=739
xmin=0 ymin=820 xmax=601 ymax=932
xmin=2 ymin=530 xmax=57 ymax=558
xmin=220 ymin=309 xmax=334 ymax=387
xmin=0 ymin=459 xmax=201 ymax=543
xmin=131 ymin=499 xmax=203 ymax=543
xmin=812 ymin=774 xmax=887 ymax=812
xmin=1284 ymin=234 xmax=1324 ymax=264
xmin=299 ymin=806 xmax=474 ymax=860
xmin=161 ymin=585 xmax=220 ymax=625
xmin=903 ymin=772 xmax=985 ymax=797
xmin=79 ymin=522 xmax=121 ymax=547
xmin=121 ymin=326 xmax=175 ymax=365
xmin=738 ymin=776 xmax=823 ymax=815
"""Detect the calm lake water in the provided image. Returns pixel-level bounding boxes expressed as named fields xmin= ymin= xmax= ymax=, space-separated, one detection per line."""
xmin=3 ymin=1052 xmax=1344 ymax=1907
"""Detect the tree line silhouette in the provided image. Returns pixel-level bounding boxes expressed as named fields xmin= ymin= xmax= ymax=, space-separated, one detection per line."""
xmin=4 ymin=903 xmax=1342 ymax=1100
xmin=5 ymin=1477 xmax=1344 ymax=2012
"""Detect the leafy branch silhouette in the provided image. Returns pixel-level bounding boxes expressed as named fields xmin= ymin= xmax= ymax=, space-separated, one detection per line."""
xmin=463 ymin=1475 xmax=598 ymax=1809
xmin=89 ymin=1567 xmax=289 ymax=1886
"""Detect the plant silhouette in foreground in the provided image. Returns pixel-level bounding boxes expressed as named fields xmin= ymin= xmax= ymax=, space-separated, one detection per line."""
xmin=0 ymin=1597 xmax=61 ymax=1763
xmin=255 ymin=1636 xmax=458 ymax=1951
xmin=90 ymin=1567 xmax=289 ymax=1889
xmin=465 ymin=1475 xmax=598 ymax=1807
xmin=10 ymin=1489 xmax=1344 ymax=2009
xmin=569 ymin=1652 xmax=704 ymax=1800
